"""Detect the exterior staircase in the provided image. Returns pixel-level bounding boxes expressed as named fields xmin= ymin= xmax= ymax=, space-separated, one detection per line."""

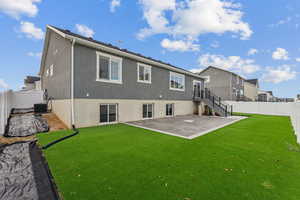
xmin=193 ymin=86 xmax=232 ymax=117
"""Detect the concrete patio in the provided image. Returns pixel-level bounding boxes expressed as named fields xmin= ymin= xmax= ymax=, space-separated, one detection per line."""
xmin=126 ymin=115 xmax=246 ymax=139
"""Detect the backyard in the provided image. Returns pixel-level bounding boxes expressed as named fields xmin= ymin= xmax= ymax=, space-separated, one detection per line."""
xmin=38 ymin=114 xmax=300 ymax=200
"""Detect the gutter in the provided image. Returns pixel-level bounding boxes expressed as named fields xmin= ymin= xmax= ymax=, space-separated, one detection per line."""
xmin=71 ymin=39 xmax=75 ymax=126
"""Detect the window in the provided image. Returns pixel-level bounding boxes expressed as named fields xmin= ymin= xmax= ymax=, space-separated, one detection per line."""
xmin=46 ymin=69 xmax=49 ymax=77
xmin=96 ymin=52 xmax=122 ymax=84
xmin=50 ymin=65 xmax=54 ymax=76
xmin=170 ymin=72 xmax=185 ymax=91
xmin=137 ymin=63 xmax=151 ymax=83
xmin=166 ymin=104 xmax=174 ymax=116
xmin=100 ymin=104 xmax=118 ymax=123
xmin=143 ymin=104 xmax=153 ymax=119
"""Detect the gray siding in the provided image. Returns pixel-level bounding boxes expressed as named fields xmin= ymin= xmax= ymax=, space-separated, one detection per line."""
xmin=74 ymin=44 xmax=203 ymax=100
xmin=200 ymin=67 xmax=232 ymax=100
xmin=42 ymin=31 xmax=71 ymax=99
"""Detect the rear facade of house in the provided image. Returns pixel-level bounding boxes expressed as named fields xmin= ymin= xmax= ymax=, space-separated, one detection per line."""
xmin=40 ymin=26 xmax=205 ymax=128
xmin=199 ymin=66 xmax=245 ymax=101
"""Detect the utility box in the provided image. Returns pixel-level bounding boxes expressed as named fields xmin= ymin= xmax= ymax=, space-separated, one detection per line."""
xmin=34 ymin=103 xmax=48 ymax=113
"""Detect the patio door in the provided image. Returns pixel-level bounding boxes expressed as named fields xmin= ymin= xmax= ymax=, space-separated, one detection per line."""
xmin=100 ymin=104 xmax=118 ymax=124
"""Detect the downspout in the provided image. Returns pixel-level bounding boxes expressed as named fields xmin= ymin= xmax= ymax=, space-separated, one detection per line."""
xmin=71 ymin=39 xmax=76 ymax=126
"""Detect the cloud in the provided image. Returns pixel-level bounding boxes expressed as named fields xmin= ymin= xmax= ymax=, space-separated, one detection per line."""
xmin=262 ymin=65 xmax=296 ymax=83
xmin=296 ymin=58 xmax=300 ymax=62
xmin=138 ymin=0 xmax=252 ymax=40
xmin=272 ymin=48 xmax=289 ymax=60
xmin=27 ymin=51 xmax=42 ymax=57
xmin=189 ymin=68 xmax=203 ymax=73
xmin=198 ymin=53 xmax=260 ymax=75
xmin=110 ymin=0 xmax=121 ymax=12
xmin=269 ymin=16 xmax=292 ymax=27
xmin=248 ymin=48 xmax=258 ymax=56
xmin=0 ymin=0 xmax=41 ymax=19
xmin=75 ymin=24 xmax=95 ymax=38
xmin=0 ymin=79 xmax=9 ymax=89
xmin=161 ymin=38 xmax=199 ymax=52
xmin=20 ymin=21 xmax=44 ymax=39
xmin=210 ymin=41 xmax=220 ymax=48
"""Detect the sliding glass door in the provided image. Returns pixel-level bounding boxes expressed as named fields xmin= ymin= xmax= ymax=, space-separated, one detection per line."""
xmin=100 ymin=104 xmax=118 ymax=123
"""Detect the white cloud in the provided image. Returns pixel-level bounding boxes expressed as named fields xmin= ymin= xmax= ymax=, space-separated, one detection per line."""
xmin=270 ymin=16 xmax=292 ymax=27
xmin=272 ymin=48 xmax=289 ymax=60
xmin=248 ymin=48 xmax=258 ymax=56
xmin=161 ymin=38 xmax=199 ymax=52
xmin=110 ymin=0 xmax=121 ymax=12
xmin=296 ymin=58 xmax=300 ymax=62
xmin=75 ymin=24 xmax=95 ymax=38
xmin=20 ymin=21 xmax=44 ymax=39
xmin=210 ymin=41 xmax=220 ymax=48
xmin=138 ymin=0 xmax=252 ymax=40
xmin=0 ymin=79 xmax=9 ymax=89
xmin=198 ymin=53 xmax=260 ymax=75
xmin=262 ymin=65 xmax=296 ymax=83
xmin=0 ymin=0 xmax=41 ymax=19
xmin=27 ymin=51 xmax=42 ymax=57
xmin=189 ymin=68 xmax=203 ymax=73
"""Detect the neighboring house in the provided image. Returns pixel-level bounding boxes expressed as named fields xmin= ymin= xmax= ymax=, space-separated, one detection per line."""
xmin=244 ymin=79 xmax=259 ymax=101
xmin=39 ymin=25 xmax=208 ymax=128
xmin=22 ymin=76 xmax=41 ymax=91
xmin=258 ymin=90 xmax=276 ymax=102
xmin=199 ymin=66 xmax=245 ymax=101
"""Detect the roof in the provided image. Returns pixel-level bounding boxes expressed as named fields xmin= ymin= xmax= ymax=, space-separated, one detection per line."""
xmin=245 ymin=79 xmax=258 ymax=85
xmin=40 ymin=25 xmax=203 ymax=79
xmin=199 ymin=66 xmax=245 ymax=79
xmin=24 ymin=76 xmax=40 ymax=84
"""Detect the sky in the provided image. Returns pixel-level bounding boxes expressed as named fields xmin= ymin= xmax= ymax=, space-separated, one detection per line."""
xmin=0 ymin=0 xmax=299 ymax=98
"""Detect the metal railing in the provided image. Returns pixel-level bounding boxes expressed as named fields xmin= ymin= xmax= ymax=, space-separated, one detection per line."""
xmin=193 ymin=86 xmax=233 ymax=116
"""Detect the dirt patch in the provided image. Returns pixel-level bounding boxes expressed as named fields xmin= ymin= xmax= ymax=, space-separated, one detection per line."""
xmin=43 ymin=113 xmax=69 ymax=132
xmin=0 ymin=136 xmax=36 ymax=145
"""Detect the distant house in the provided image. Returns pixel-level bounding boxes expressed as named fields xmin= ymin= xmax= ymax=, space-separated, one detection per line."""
xmin=244 ymin=79 xmax=259 ymax=101
xmin=258 ymin=90 xmax=276 ymax=102
xmin=199 ymin=66 xmax=245 ymax=101
xmin=22 ymin=76 xmax=41 ymax=91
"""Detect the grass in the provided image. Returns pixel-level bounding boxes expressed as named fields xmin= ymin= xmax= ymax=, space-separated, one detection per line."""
xmin=38 ymin=114 xmax=300 ymax=200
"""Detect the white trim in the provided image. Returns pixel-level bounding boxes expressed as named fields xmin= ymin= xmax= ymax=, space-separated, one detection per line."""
xmin=137 ymin=63 xmax=152 ymax=84
xmin=169 ymin=71 xmax=185 ymax=92
xmin=50 ymin=64 xmax=54 ymax=76
xmin=96 ymin=51 xmax=123 ymax=84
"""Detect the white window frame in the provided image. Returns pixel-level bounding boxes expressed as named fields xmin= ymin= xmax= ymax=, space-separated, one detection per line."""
xmin=50 ymin=65 xmax=54 ymax=76
xmin=96 ymin=51 xmax=123 ymax=84
xmin=46 ymin=69 xmax=49 ymax=77
xmin=142 ymin=103 xmax=154 ymax=119
xmin=137 ymin=63 xmax=152 ymax=84
xmin=99 ymin=103 xmax=118 ymax=125
xmin=169 ymin=72 xmax=185 ymax=92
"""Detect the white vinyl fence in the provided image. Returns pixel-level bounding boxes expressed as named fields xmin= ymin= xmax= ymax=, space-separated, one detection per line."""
xmin=225 ymin=101 xmax=300 ymax=143
xmin=0 ymin=90 xmax=44 ymax=135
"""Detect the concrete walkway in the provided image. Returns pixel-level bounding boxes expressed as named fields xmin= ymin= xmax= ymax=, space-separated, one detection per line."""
xmin=126 ymin=115 xmax=246 ymax=139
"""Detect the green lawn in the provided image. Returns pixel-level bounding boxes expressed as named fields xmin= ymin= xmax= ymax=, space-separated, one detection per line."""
xmin=38 ymin=114 xmax=300 ymax=200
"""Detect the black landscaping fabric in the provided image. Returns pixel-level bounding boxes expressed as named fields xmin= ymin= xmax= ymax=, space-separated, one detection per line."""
xmin=0 ymin=142 xmax=39 ymax=200
xmin=11 ymin=108 xmax=34 ymax=115
xmin=29 ymin=142 xmax=60 ymax=200
xmin=5 ymin=114 xmax=49 ymax=137
xmin=0 ymin=107 xmax=60 ymax=200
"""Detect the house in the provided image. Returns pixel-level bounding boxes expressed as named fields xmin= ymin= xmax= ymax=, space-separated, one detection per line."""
xmin=258 ymin=90 xmax=276 ymax=102
xmin=39 ymin=25 xmax=229 ymax=128
xmin=244 ymin=79 xmax=259 ymax=101
xmin=22 ymin=76 xmax=41 ymax=91
xmin=198 ymin=66 xmax=245 ymax=101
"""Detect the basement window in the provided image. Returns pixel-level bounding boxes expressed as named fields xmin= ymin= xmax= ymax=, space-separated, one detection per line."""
xmin=100 ymin=104 xmax=118 ymax=124
xmin=96 ymin=52 xmax=122 ymax=84
xmin=143 ymin=104 xmax=153 ymax=119
xmin=166 ymin=104 xmax=174 ymax=116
